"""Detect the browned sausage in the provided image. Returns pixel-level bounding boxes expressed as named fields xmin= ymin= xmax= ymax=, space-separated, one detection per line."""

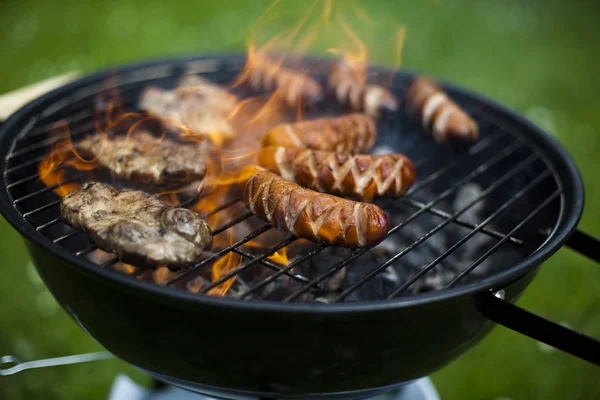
xmin=261 ymin=114 xmax=376 ymax=154
xmin=239 ymin=166 xmax=389 ymax=247
xmin=257 ymin=146 xmax=416 ymax=201
xmin=329 ymin=61 xmax=399 ymax=118
xmin=246 ymin=53 xmax=323 ymax=107
xmin=406 ymin=77 xmax=478 ymax=143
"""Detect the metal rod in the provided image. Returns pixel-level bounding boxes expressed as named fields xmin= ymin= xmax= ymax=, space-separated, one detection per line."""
xmin=35 ymin=217 xmax=62 ymax=231
xmin=4 ymin=153 xmax=51 ymax=175
xmin=206 ymin=199 xmax=242 ymax=216
xmin=212 ymin=211 xmax=253 ymax=235
xmin=6 ymin=172 xmax=45 ymax=189
xmin=100 ymin=256 xmax=120 ymax=268
xmin=387 ymin=169 xmax=552 ymax=298
xmin=7 ymin=156 xmax=86 ymax=190
xmin=6 ymin=120 xmax=95 ymax=160
xmin=52 ymin=229 xmax=81 ymax=244
xmin=200 ymin=237 xmax=297 ymax=294
xmin=22 ymin=199 xmax=61 ymax=219
xmin=564 ymin=229 xmax=600 ymax=263
xmin=231 ymin=248 xmax=310 ymax=284
xmin=18 ymin=109 xmax=93 ymax=141
xmin=165 ymin=225 xmax=272 ymax=286
xmin=0 ymin=352 xmax=114 ymax=376
xmin=447 ymin=190 xmax=561 ymax=286
xmin=405 ymin=130 xmax=507 ymax=196
xmin=13 ymin=173 xmax=85 ymax=205
xmin=75 ymin=245 xmax=97 ymax=257
xmin=5 ymin=91 xmax=141 ymax=163
xmin=332 ymin=153 xmax=540 ymax=302
xmin=8 ymin=85 xmax=141 ymax=149
xmin=477 ymin=292 xmax=600 ymax=366
xmin=238 ymin=244 xmax=328 ymax=298
xmin=401 ymin=200 xmax=523 ymax=245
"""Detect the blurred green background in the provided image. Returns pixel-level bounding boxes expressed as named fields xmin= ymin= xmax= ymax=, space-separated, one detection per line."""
xmin=1 ymin=0 xmax=600 ymax=399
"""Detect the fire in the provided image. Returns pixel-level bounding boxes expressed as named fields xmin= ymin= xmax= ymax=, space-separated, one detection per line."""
xmin=192 ymin=186 xmax=243 ymax=296
xmin=268 ymin=249 xmax=289 ymax=266
xmin=39 ymin=121 xmax=99 ymax=197
xmin=36 ymin=0 xmax=407 ymax=297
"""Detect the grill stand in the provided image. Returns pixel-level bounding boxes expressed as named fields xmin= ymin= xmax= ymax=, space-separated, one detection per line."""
xmin=108 ymin=374 xmax=441 ymax=400
xmin=0 ymin=352 xmax=440 ymax=400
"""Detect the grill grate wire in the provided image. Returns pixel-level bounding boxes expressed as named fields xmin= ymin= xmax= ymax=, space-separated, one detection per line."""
xmin=1 ymin=61 xmax=563 ymax=304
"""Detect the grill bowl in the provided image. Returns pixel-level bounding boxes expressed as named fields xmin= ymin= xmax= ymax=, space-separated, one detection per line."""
xmin=0 ymin=54 xmax=585 ymax=398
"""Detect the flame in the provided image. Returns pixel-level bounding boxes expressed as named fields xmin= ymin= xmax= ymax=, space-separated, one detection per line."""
xmin=39 ymin=121 xmax=98 ymax=197
xmin=113 ymin=262 xmax=137 ymax=275
xmin=192 ymin=186 xmax=243 ymax=296
xmin=268 ymin=249 xmax=289 ymax=265
xmin=36 ymin=0 xmax=408 ymax=298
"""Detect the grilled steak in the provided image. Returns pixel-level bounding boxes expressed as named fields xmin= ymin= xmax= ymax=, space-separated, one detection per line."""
xmin=139 ymin=75 xmax=237 ymax=142
xmin=60 ymin=182 xmax=213 ymax=269
xmin=76 ymin=131 xmax=207 ymax=190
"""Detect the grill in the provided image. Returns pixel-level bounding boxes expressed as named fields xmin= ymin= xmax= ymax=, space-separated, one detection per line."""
xmin=3 ymin=56 xmax=558 ymax=303
xmin=1 ymin=55 xmax=598 ymax=399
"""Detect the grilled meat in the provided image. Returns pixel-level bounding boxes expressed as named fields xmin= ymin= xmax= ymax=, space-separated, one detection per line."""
xmin=329 ymin=61 xmax=399 ymax=118
xmin=261 ymin=114 xmax=376 ymax=153
xmin=245 ymin=53 xmax=323 ymax=107
xmin=76 ymin=131 xmax=207 ymax=190
xmin=239 ymin=166 xmax=389 ymax=248
xmin=258 ymin=146 xmax=416 ymax=200
xmin=406 ymin=77 xmax=478 ymax=143
xmin=139 ymin=75 xmax=237 ymax=142
xmin=60 ymin=182 xmax=213 ymax=269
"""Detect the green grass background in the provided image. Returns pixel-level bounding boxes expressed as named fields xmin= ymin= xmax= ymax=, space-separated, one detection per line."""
xmin=1 ymin=0 xmax=600 ymax=398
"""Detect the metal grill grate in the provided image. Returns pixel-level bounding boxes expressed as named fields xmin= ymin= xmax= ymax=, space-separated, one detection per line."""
xmin=1 ymin=59 xmax=563 ymax=303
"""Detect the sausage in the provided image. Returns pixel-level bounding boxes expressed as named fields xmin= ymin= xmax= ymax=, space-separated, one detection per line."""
xmin=239 ymin=166 xmax=389 ymax=248
xmin=258 ymin=146 xmax=416 ymax=201
xmin=261 ymin=114 xmax=376 ymax=154
xmin=406 ymin=77 xmax=478 ymax=143
xmin=329 ymin=62 xmax=399 ymax=118
xmin=246 ymin=53 xmax=323 ymax=107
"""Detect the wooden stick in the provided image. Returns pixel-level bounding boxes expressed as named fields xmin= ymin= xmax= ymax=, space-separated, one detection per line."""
xmin=0 ymin=71 xmax=81 ymax=122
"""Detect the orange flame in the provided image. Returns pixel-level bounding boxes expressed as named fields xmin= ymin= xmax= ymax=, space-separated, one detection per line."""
xmin=268 ymin=249 xmax=289 ymax=265
xmin=192 ymin=186 xmax=243 ymax=296
xmin=36 ymin=0 xmax=408 ymax=297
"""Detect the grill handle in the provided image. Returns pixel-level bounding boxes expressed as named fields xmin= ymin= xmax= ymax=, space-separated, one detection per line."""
xmin=477 ymin=291 xmax=600 ymax=366
xmin=564 ymin=229 xmax=600 ymax=263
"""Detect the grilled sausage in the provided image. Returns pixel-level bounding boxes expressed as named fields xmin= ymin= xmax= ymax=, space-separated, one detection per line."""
xmin=406 ymin=77 xmax=478 ymax=143
xmin=329 ymin=61 xmax=399 ymax=118
xmin=258 ymin=146 xmax=415 ymax=201
xmin=239 ymin=166 xmax=389 ymax=247
xmin=261 ymin=114 xmax=376 ymax=154
xmin=246 ymin=53 xmax=323 ymax=107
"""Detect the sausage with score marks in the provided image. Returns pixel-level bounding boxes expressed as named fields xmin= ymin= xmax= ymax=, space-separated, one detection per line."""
xmin=246 ymin=53 xmax=323 ymax=107
xmin=329 ymin=61 xmax=399 ymax=118
xmin=406 ymin=77 xmax=478 ymax=143
xmin=261 ymin=114 xmax=376 ymax=154
xmin=239 ymin=166 xmax=389 ymax=248
xmin=258 ymin=146 xmax=416 ymax=201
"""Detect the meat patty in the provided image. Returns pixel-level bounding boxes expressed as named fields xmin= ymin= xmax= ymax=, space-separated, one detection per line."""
xmin=76 ymin=131 xmax=207 ymax=190
xmin=139 ymin=75 xmax=237 ymax=142
xmin=60 ymin=182 xmax=213 ymax=269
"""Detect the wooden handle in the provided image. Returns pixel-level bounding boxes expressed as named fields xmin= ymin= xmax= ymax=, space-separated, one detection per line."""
xmin=0 ymin=71 xmax=81 ymax=122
